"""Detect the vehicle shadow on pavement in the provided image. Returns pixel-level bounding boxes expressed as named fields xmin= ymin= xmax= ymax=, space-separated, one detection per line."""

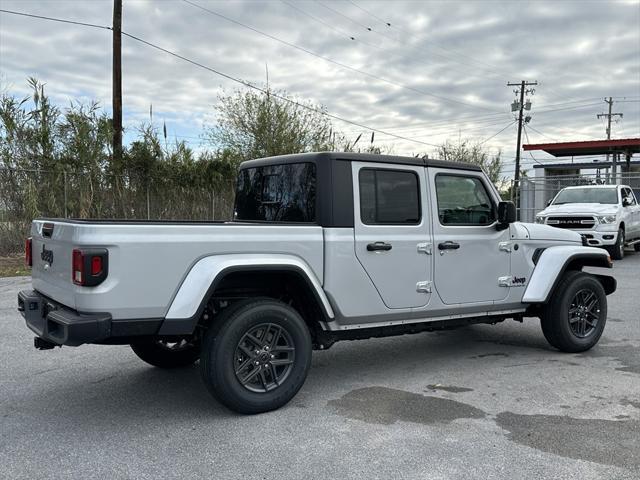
xmin=312 ymin=323 xmax=554 ymax=370
xmin=10 ymin=360 xmax=236 ymax=426
xmin=10 ymin=323 xmax=578 ymax=424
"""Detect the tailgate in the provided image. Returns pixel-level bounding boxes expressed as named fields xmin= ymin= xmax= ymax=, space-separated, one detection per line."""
xmin=30 ymin=220 xmax=76 ymax=309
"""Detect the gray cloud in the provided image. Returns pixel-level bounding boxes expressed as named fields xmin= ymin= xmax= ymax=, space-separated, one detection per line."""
xmin=0 ymin=0 xmax=638 ymax=174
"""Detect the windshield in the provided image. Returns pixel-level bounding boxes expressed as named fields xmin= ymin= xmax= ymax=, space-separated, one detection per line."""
xmin=552 ymin=188 xmax=618 ymax=205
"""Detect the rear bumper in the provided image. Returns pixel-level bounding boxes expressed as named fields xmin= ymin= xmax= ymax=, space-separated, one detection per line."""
xmin=18 ymin=290 xmax=161 ymax=346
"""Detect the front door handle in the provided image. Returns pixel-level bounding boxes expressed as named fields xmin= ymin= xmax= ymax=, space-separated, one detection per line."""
xmin=438 ymin=241 xmax=460 ymax=251
xmin=367 ymin=242 xmax=392 ymax=252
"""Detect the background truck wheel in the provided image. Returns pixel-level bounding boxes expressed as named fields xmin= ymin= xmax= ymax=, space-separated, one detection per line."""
xmin=540 ymin=271 xmax=607 ymax=353
xmin=634 ymin=242 xmax=640 ymax=252
xmin=130 ymin=338 xmax=200 ymax=368
xmin=200 ymin=298 xmax=312 ymax=414
xmin=607 ymin=228 xmax=625 ymax=260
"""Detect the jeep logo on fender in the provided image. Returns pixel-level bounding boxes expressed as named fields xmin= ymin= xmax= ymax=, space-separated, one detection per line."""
xmin=512 ymin=276 xmax=526 ymax=285
xmin=41 ymin=244 xmax=54 ymax=265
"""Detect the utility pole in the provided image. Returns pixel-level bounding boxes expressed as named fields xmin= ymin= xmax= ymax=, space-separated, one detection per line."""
xmin=112 ymin=0 xmax=123 ymax=168
xmin=597 ymin=97 xmax=623 ymax=182
xmin=507 ymin=80 xmax=537 ymax=210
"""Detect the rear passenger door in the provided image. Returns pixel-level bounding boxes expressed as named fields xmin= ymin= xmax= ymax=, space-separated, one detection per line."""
xmin=352 ymin=162 xmax=432 ymax=309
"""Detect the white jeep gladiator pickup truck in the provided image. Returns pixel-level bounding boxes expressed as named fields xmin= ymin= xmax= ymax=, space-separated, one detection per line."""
xmin=18 ymin=152 xmax=616 ymax=414
xmin=536 ymin=184 xmax=640 ymax=260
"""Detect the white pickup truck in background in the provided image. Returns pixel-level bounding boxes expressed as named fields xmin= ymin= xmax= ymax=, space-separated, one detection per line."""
xmin=536 ymin=184 xmax=640 ymax=260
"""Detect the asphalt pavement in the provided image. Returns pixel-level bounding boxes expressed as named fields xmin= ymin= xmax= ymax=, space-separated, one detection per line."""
xmin=1 ymin=253 xmax=639 ymax=479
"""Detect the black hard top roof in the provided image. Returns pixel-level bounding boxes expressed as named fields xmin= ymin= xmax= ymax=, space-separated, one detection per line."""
xmin=240 ymin=151 xmax=482 ymax=172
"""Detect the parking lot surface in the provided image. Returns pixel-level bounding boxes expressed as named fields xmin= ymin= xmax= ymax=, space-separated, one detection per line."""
xmin=1 ymin=253 xmax=639 ymax=479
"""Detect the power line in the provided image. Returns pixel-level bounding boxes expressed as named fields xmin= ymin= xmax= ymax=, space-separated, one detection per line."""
xmin=534 ymin=98 xmax=603 ymax=109
xmin=0 ymin=6 xmax=440 ymax=148
xmin=534 ymin=102 xmax=603 ymax=115
xmin=365 ymin=99 xmax=619 ymax=136
xmin=0 ymin=9 xmax=528 ymax=147
xmin=279 ymin=0 xmax=473 ymax=84
xmin=280 ymin=0 xmax=359 ymax=42
xmin=612 ymin=96 xmax=640 ymax=99
xmin=533 ymin=80 xmax=587 ymax=105
xmin=281 ymin=0 xmax=537 ymax=96
xmin=323 ymin=0 xmax=513 ymax=80
xmin=343 ymin=2 xmax=614 ymax=106
xmin=523 ymin=118 xmax=606 ymax=139
xmin=0 ymin=8 xmax=111 ymax=30
xmin=360 ymin=119 xmax=519 ymax=144
xmin=316 ymin=1 xmax=376 ymax=33
xmin=522 ymin=125 xmax=544 ymax=165
xmin=478 ymin=120 xmax=517 ymax=145
xmin=345 ymin=0 xmax=391 ymax=27
xmin=120 ymin=31 xmax=440 ymax=148
xmin=339 ymin=111 xmax=512 ymax=134
xmin=181 ymin=0 xmax=499 ymax=112
xmin=525 ymin=124 xmax=558 ymax=142
xmin=338 ymin=114 xmax=513 ymax=137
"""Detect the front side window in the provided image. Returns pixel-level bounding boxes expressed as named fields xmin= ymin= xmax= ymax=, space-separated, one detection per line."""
xmin=622 ymin=188 xmax=637 ymax=206
xmin=234 ymin=163 xmax=316 ymax=222
xmin=359 ymin=169 xmax=420 ymax=225
xmin=435 ymin=174 xmax=495 ymax=225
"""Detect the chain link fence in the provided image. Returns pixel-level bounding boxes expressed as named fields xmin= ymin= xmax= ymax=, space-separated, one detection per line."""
xmin=519 ymin=171 xmax=640 ymax=223
xmin=0 ymin=167 xmax=236 ymax=255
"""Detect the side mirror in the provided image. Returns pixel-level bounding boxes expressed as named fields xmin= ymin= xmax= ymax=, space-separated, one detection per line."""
xmin=497 ymin=201 xmax=516 ymax=225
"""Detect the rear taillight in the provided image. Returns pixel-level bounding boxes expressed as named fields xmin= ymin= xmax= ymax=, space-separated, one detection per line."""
xmin=25 ymin=237 xmax=32 ymax=267
xmin=72 ymin=249 xmax=84 ymax=285
xmin=91 ymin=255 xmax=103 ymax=275
xmin=72 ymin=248 xmax=108 ymax=286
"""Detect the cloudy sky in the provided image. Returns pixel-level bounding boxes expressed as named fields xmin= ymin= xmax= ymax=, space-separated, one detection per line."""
xmin=1 ymin=0 xmax=639 ymax=177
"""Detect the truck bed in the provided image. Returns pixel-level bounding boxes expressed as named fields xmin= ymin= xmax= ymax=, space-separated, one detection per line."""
xmin=30 ymin=219 xmax=324 ymax=320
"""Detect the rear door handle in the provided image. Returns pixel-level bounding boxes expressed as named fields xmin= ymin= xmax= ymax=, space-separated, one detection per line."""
xmin=367 ymin=242 xmax=392 ymax=252
xmin=438 ymin=241 xmax=460 ymax=251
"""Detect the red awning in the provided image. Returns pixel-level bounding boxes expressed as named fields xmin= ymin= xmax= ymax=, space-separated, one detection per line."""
xmin=523 ymin=138 xmax=640 ymax=157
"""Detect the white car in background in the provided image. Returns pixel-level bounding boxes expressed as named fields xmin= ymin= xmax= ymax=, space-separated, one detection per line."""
xmin=536 ymin=184 xmax=640 ymax=259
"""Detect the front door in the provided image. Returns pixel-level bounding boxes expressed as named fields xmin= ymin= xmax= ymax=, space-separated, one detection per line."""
xmin=622 ymin=187 xmax=640 ymax=238
xmin=352 ymin=161 xmax=432 ymax=309
xmin=428 ymin=168 xmax=511 ymax=305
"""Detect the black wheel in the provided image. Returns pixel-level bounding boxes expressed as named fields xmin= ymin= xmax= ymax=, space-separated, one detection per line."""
xmin=200 ymin=298 xmax=312 ymax=414
xmin=634 ymin=242 xmax=640 ymax=252
xmin=540 ymin=271 xmax=607 ymax=353
xmin=130 ymin=338 xmax=200 ymax=368
xmin=607 ymin=228 xmax=625 ymax=260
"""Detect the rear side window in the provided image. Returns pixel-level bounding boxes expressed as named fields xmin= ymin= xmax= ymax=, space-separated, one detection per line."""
xmin=359 ymin=169 xmax=420 ymax=224
xmin=234 ymin=163 xmax=316 ymax=222
xmin=435 ymin=174 xmax=495 ymax=225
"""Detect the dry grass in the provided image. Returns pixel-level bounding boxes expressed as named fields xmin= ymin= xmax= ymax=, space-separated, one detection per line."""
xmin=0 ymin=256 xmax=30 ymax=277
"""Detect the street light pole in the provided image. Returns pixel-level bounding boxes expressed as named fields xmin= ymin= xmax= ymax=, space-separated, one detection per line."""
xmin=507 ymin=80 xmax=537 ymax=214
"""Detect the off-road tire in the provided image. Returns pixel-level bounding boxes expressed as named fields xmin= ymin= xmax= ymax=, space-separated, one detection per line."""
xmin=131 ymin=338 xmax=200 ymax=368
xmin=540 ymin=271 xmax=607 ymax=353
xmin=607 ymin=228 xmax=625 ymax=260
xmin=634 ymin=241 xmax=640 ymax=252
xmin=200 ymin=298 xmax=312 ymax=414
